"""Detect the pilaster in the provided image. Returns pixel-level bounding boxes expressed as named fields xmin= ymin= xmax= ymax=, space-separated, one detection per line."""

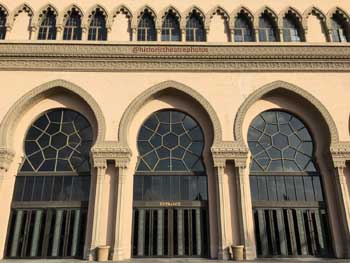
xmin=331 ymin=142 xmax=350 ymax=258
xmin=89 ymin=156 xmax=107 ymax=257
xmin=213 ymin=156 xmax=229 ymax=260
xmin=212 ymin=142 xmax=256 ymax=259
xmin=112 ymin=157 xmax=130 ymax=261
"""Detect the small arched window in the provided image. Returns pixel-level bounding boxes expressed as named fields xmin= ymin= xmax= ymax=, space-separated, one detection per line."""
xmin=330 ymin=14 xmax=349 ymax=42
xmin=88 ymin=9 xmax=107 ymax=41
xmin=283 ymin=14 xmax=303 ymax=42
xmin=161 ymin=11 xmax=181 ymax=41
xmin=258 ymin=13 xmax=278 ymax=42
xmin=37 ymin=9 xmax=57 ymax=40
xmin=63 ymin=9 xmax=82 ymax=40
xmin=234 ymin=13 xmax=254 ymax=42
xmin=186 ymin=12 xmax=206 ymax=42
xmin=137 ymin=10 xmax=156 ymax=41
xmin=0 ymin=9 xmax=7 ymax=40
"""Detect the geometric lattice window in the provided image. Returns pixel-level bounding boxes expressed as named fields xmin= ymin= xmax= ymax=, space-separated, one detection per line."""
xmin=20 ymin=109 xmax=93 ymax=173
xmin=136 ymin=110 xmax=205 ymax=173
xmin=248 ymin=110 xmax=316 ymax=172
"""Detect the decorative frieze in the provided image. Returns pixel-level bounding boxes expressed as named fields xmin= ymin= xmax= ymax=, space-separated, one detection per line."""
xmin=0 ymin=43 xmax=349 ymax=72
xmin=211 ymin=141 xmax=248 ymax=168
xmin=331 ymin=142 xmax=350 ymax=168
xmin=91 ymin=141 xmax=131 ymax=168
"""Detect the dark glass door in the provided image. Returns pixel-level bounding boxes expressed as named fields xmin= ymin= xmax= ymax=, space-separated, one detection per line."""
xmin=132 ymin=206 xmax=208 ymax=257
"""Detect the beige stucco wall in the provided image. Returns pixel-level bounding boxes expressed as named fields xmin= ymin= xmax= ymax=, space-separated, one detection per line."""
xmin=0 ymin=0 xmax=349 ymax=261
xmin=0 ymin=70 xmax=348 ymax=260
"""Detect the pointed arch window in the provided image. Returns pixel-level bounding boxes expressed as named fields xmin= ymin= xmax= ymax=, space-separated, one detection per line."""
xmin=161 ymin=11 xmax=181 ymax=41
xmin=6 ymin=109 xmax=93 ymax=259
xmin=234 ymin=12 xmax=254 ymax=42
xmin=63 ymin=9 xmax=82 ymax=40
xmin=137 ymin=10 xmax=156 ymax=41
xmin=186 ymin=12 xmax=206 ymax=42
xmin=38 ymin=8 xmax=57 ymax=40
xmin=0 ymin=9 xmax=7 ymax=40
xmin=330 ymin=13 xmax=349 ymax=42
xmin=258 ymin=13 xmax=278 ymax=42
xmin=248 ymin=110 xmax=332 ymax=257
xmin=282 ymin=13 xmax=303 ymax=42
xmin=88 ymin=9 xmax=107 ymax=41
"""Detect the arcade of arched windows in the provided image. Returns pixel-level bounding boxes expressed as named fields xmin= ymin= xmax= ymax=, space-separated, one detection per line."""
xmin=2 ymin=4 xmax=350 ymax=42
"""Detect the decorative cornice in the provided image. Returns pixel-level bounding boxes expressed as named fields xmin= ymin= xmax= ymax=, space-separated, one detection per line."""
xmin=330 ymin=142 xmax=350 ymax=168
xmin=91 ymin=142 xmax=131 ymax=169
xmin=211 ymin=141 xmax=248 ymax=168
xmin=0 ymin=43 xmax=349 ymax=72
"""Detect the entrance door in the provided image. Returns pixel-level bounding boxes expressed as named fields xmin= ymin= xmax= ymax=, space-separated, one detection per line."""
xmin=133 ymin=110 xmax=210 ymax=258
xmin=132 ymin=205 xmax=208 ymax=257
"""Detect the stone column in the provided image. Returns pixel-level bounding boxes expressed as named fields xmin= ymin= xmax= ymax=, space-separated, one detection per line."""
xmin=333 ymin=160 xmax=350 ymax=257
xmin=132 ymin=28 xmax=137 ymax=41
xmin=181 ymin=29 xmax=186 ymax=42
xmin=156 ymin=28 xmax=161 ymax=41
xmin=213 ymin=157 xmax=229 ymax=260
xmin=255 ymin=29 xmax=260 ymax=42
xmin=90 ymin=159 xmax=107 ymax=257
xmin=82 ymin=26 xmax=88 ymax=41
xmin=235 ymin=159 xmax=254 ymax=259
xmin=112 ymin=158 xmax=130 ymax=261
xmin=279 ymin=29 xmax=284 ymax=42
xmin=56 ymin=26 xmax=63 ymax=40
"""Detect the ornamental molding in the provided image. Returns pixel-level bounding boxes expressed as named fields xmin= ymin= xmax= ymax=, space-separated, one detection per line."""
xmin=326 ymin=7 xmax=350 ymax=30
xmin=234 ymin=80 xmax=339 ymax=147
xmin=157 ymin=5 xmax=181 ymax=29
xmin=211 ymin=141 xmax=248 ymax=168
xmin=330 ymin=141 xmax=350 ymax=168
xmin=0 ymin=43 xmax=349 ymax=72
xmin=119 ymin=80 xmax=223 ymax=147
xmin=278 ymin=7 xmax=303 ymax=29
xmin=0 ymin=79 xmax=106 ymax=150
xmin=91 ymin=142 xmax=131 ymax=169
xmin=0 ymin=147 xmax=15 ymax=171
xmin=254 ymin=6 xmax=278 ymax=28
xmin=205 ymin=6 xmax=230 ymax=30
xmin=7 ymin=2 xmax=34 ymax=30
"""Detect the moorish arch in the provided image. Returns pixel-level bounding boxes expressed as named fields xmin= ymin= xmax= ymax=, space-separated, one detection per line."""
xmin=233 ymin=80 xmax=350 ymax=258
xmin=118 ymin=80 xmax=223 ymax=148
xmin=0 ymin=79 xmax=107 ymax=151
xmin=234 ymin=80 xmax=339 ymax=147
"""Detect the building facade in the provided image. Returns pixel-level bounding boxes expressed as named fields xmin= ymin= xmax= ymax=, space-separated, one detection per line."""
xmin=0 ymin=0 xmax=349 ymax=261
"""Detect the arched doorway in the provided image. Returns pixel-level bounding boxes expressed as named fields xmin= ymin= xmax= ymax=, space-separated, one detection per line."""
xmin=247 ymin=110 xmax=332 ymax=257
xmin=5 ymin=108 xmax=93 ymax=259
xmin=132 ymin=109 xmax=209 ymax=258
